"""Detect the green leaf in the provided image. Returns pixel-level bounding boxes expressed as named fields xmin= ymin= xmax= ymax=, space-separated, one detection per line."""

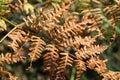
xmin=37 ymin=0 xmax=43 ymax=3
xmin=115 ymin=22 xmax=120 ymax=34
xmin=70 ymin=68 xmax=76 ymax=80
xmin=52 ymin=0 xmax=61 ymax=3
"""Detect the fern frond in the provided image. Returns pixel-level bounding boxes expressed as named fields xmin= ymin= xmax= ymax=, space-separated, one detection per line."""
xmin=58 ymin=35 xmax=100 ymax=50
xmin=56 ymin=53 xmax=73 ymax=80
xmin=43 ymin=52 xmax=59 ymax=70
xmin=43 ymin=45 xmax=59 ymax=80
xmin=103 ymin=5 xmax=120 ymax=25
xmin=23 ymin=13 xmax=44 ymax=32
xmin=0 ymin=67 xmax=18 ymax=80
xmin=101 ymin=71 xmax=120 ymax=80
xmin=23 ymin=0 xmax=77 ymax=33
xmin=45 ymin=44 xmax=59 ymax=53
xmin=75 ymin=60 xmax=86 ymax=80
xmin=48 ymin=15 xmax=85 ymax=43
xmin=29 ymin=35 xmax=46 ymax=61
xmin=86 ymin=56 xmax=107 ymax=74
xmin=0 ymin=53 xmax=26 ymax=66
xmin=9 ymin=0 xmax=24 ymax=14
xmin=43 ymin=51 xmax=59 ymax=80
xmin=8 ymin=29 xmax=29 ymax=54
xmin=75 ymin=45 xmax=108 ymax=60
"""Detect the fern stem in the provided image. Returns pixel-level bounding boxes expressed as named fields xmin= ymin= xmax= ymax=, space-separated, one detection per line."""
xmin=0 ymin=22 xmax=25 ymax=43
xmin=70 ymin=67 xmax=76 ymax=80
xmin=0 ymin=16 xmax=16 ymax=27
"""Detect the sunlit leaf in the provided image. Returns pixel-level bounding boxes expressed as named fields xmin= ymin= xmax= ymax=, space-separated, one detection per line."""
xmin=24 ymin=3 xmax=34 ymax=14
xmin=52 ymin=0 xmax=61 ymax=3
xmin=37 ymin=0 xmax=43 ymax=3
xmin=0 ymin=19 xmax=7 ymax=31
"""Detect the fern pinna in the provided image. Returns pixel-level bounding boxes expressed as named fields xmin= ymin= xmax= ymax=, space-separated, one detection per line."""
xmin=0 ymin=0 xmax=120 ymax=80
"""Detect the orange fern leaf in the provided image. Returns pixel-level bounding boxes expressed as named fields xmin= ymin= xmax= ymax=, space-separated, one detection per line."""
xmin=29 ymin=35 xmax=46 ymax=61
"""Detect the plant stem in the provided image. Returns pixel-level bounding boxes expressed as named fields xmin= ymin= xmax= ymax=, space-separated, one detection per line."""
xmin=0 ymin=16 xmax=16 ymax=27
xmin=0 ymin=22 xmax=25 ymax=43
xmin=70 ymin=67 xmax=76 ymax=80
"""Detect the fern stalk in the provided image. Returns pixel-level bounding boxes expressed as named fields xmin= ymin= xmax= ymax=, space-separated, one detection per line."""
xmin=0 ymin=16 xmax=16 ymax=27
xmin=70 ymin=67 xmax=76 ymax=80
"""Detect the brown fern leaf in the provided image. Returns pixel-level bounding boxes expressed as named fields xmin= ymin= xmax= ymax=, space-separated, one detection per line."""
xmin=23 ymin=13 xmax=45 ymax=32
xmin=23 ymin=0 xmax=75 ymax=33
xmin=48 ymin=14 xmax=85 ymax=44
xmin=101 ymin=71 xmax=120 ymax=80
xmin=56 ymin=53 xmax=73 ymax=80
xmin=86 ymin=56 xmax=107 ymax=74
xmin=9 ymin=0 xmax=24 ymax=14
xmin=0 ymin=67 xmax=18 ymax=80
xmin=43 ymin=44 xmax=59 ymax=80
xmin=103 ymin=5 xmax=120 ymax=25
xmin=58 ymin=35 xmax=100 ymax=50
xmin=24 ymin=0 xmax=78 ymax=34
xmin=29 ymin=35 xmax=46 ymax=61
xmin=45 ymin=44 xmax=59 ymax=52
xmin=82 ymin=3 xmax=120 ymax=30
xmin=75 ymin=45 xmax=108 ymax=60
xmin=75 ymin=60 xmax=86 ymax=80
xmin=80 ymin=11 xmax=102 ymax=33
xmin=43 ymin=51 xmax=59 ymax=80
xmin=43 ymin=52 xmax=58 ymax=70
xmin=40 ymin=0 xmax=75 ymax=21
xmin=23 ymin=9 xmax=57 ymax=32
xmin=0 ymin=53 xmax=26 ymax=66
xmin=8 ymin=29 xmax=28 ymax=53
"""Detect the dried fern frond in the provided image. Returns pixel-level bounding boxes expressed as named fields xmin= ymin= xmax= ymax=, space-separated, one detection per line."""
xmin=8 ymin=29 xmax=29 ymax=54
xmin=0 ymin=0 xmax=119 ymax=79
xmin=24 ymin=0 xmax=76 ymax=33
xmin=75 ymin=60 xmax=86 ymax=80
xmin=56 ymin=53 xmax=73 ymax=80
xmin=29 ymin=35 xmax=46 ymax=61
xmin=9 ymin=0 xmax=24 ymax=13
xmin=80 ymin=10 xmax=103 ymax=32
xmin=45 ymin=44 xmax=58 ymax=52
xmin=86 ymin=56 xmax=107 ymax=74
xmin=23 ymin=13 xmax=44 ymax=32
xmin=101 ymin=71 xmax=120 ymax=80
xmin=43 ymin=51 xmax=59 ymax=71
xmin=9 ymin=0 xmax=34 ymax=14
xmin=75 ymin=45 xmax=108 ymax=60
xmin=0 ymin=67 xmax=18 ymax=80
xmin=43 ymin=44 xmax=59 ymax=80
xmin=58 ymin=34 xmax=101 ymax=50
xmin=43 ymin=51 xmax=59 ymax=80
xmin=0 ymin=53 xmax=26 ymax=66
xmin=48 ymin=14 xmax=85 ymax=43
xmin=103 ymin=4 xmax=120 ymax=25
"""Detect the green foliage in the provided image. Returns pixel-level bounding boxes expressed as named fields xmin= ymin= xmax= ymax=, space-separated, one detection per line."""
xmin=115 ymin=22 xmax=120 ymax=34
xmin=0 ymin=0 xmax=11 ymax=15
xmin=37 ymin=0 xmax=43 ymax=3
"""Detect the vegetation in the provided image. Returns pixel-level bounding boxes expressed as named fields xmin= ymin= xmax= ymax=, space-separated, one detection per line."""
xmin=0 ymin=0 xmax=120 ymax=80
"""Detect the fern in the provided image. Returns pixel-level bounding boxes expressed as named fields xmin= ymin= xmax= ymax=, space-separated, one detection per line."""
xmin=0 ymin=0 xmax=120 ymax=80
xmin=29 ymin=35 xmax=46 ymax=61
xmin=56 ymin=53 xmax=74 ymax=80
